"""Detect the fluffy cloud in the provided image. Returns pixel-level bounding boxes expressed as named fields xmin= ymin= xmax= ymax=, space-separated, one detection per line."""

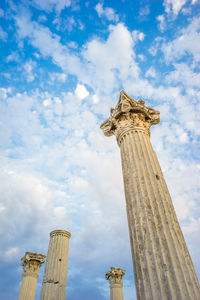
xmin=145 ymin=67 xmax=156 ymax=78
xmin=23 ymin=59 xmax=36 ymax=82
xmin=164 ymin=0 xmax=188 ymax=15
xmin=163 ymin=0 xmax=198 ymax=15
xmin=82 ymin=23 xmax=140 ymax=93
xmin=95 ymin=3 xmax=119 ymax=22
xmin=166 ymin=63 xmax=200 ymax=88
xmin=31 ymin=0 xmax=71 ymax=13
xmin=0 ymin=8 xmax=4 ymax=17
xmin=14 ymin=12 xmax=142 ymax=94
xmin=0 ymin=26 xmax=8 ymax=41
xmin=139 ymin=5 xmax=150 ymax=18
xmin=161 ymin=17 xmax=200 ymax=63
xmin=157 ymin=14 xmax=166 ymax=32
xmin=49 ymin=72 xmax=67 ymax=82
xmin=0 ymin=164 xmax=72 ymax=259
xmin=132 ymin=30 xmax=145 ymax=42
xmin=75 ymin=84 xmax=89 ymax=100
xmin=15 ymin=11 xmax=82 ymax=77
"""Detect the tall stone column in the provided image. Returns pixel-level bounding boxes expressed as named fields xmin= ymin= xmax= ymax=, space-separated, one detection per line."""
xmin=106 ymin=267 xmax=125 ymax=300
xmin=40 ymin=229 xmax=71 ymax=300
xmin=18 ymin=252 xmax=45 ymax=300
xmin=100 ymin=91 xmax=200 ymax=300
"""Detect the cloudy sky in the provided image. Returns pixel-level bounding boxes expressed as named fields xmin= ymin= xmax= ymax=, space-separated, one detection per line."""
xmin=0 ymin=0 xmax=200 ymax=299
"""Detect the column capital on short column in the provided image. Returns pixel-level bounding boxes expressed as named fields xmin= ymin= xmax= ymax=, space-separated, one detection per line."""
xmin=50 ymin=229 xmax=71 ymax=239
xmin=100 ymin=90 xmax=160 ymax=145
xmin=105 ymin=267 xmax=125 ymax=287
xmin=21 ymin=252 xmax=45 ymax=278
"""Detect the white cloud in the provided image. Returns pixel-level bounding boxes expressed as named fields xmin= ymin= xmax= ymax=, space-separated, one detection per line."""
xmin=139 ymin=5 xmax=150 ymax=18
xmin=77 ymin=20 xmax=84 ymax=31
xmin=145 ymin=67 xmax=156 ymax=78
xmin=65 ymin=16 xmax=76 ymax=31
xmin=68 ymin=41 xmax=78 ymax=49
xmin=163 ymin=0 xmax=198 ymax=16
xmin=75 ymin=84 xmax=89 ymax=100
xmin=0 ymin=26 xmax=8 ymax=41
xmin=166 ymin=63 xmax=200 ymax=88
xmin=0 ymin=8 xmax=4 ymax=17
xmin=54 ymin=97 xmax=62 ymax=104
xmin=95 ymin=3 xmax=119 ymax=22
xmin=49 ymin=72 xmax=67 ymax=82
xmin=132 ymin=30 xmax=145 ymax=42
xmin=4 ymin=247 xmax=19 ymax=261
xmin=43 ymin=98 xmax=52 ymax=106
xmin=0 ymin=164 xmax=72 ymax=258
xmin=38 ymin=14 xmax=47 ymax=22
xmin=14 ymin=13 xmax=142 ymax=95
xmin=149 ymin=37 xmax=165 ymax=56
xmin=138 ymin=54 xmax=145 ymax=61
xmin=23 ymin=59 xmax=36 ymax=82
xmin=53 ymin=15 xmax=84 ymax=32
xmin=15 ymin=12 xmax=82 ymax=78
xmin=31 ymin=0 xmax=71 ymax=13
xmin=161 ymin=17 xmax=200 ymax=63
xmin=0 ymin=87 xmax=12 ymax=99
xmin=82 ymin=23 xmax=140 ymax=92
xmin=157 ymin=14 xmax=166 ymax=32
xmin=164 ymin=0 xmax=187 ymax=15
xmin=92 ymin=94 xmax=99 ymax=104
xmin=6 ymin=51 xmax=20 ymax=62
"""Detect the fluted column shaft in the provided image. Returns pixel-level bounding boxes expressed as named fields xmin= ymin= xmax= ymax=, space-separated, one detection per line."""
xmin=100 ymin=91 xmax=200 ymax=300
xmin=40 ymin=229 xmax=71 ymax=300
xmin=106 ymin=267 xmax=125 ymax=300
xmin=19 ymin=275 xmax=37 ymax=300
xmin=119 ymin=128 xmax=200 ymax=299
xmin=110 ymin=285 xmax=124 ymax=300
xmin=18 ymin=252 xmax=45 ymax=300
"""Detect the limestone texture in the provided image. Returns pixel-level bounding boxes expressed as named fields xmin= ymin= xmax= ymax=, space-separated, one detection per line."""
xmin=40 ymin=229 xmax=71 ymax=300
xmin=101 ymin=90 xmax=200 ymax=300
xmin=18 ymin=252 xmax=45 ymax=300
xmin=106 ymin=267 xmax=125 ymax=300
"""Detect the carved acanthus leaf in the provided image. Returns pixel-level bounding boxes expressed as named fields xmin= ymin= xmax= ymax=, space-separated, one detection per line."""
xmin=100 ymin=90 xmax=160 ymax=137
xmin=105 ymin=267 xmax=125 ymax=285
xmin=21 ymin=252 xmax=45 ymax=276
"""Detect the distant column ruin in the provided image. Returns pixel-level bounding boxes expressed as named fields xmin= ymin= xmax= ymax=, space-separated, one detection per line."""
xmin=40 ymin=229 xmax=71 ymax=300
xmin=106 ymin=267 xmax=125 ymax=300
xmin=18 ymin=252 xmax=45 ymax=300
xmin=101 ymin=90 xmax=200 ymax=299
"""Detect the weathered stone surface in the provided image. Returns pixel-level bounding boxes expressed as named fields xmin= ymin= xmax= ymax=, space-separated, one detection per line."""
xmin=101 ymin=91 xmax=200 ymax=300
xmin=106 ymin=267 xmax=125 ymax=300
xmin=18 ymin=252 xmax=45 ymax=300
xmin=40 ymin=229 xmax=71 ymax=300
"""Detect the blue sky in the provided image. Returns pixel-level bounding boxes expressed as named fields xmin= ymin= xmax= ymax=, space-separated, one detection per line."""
xmin=0 ymin=0 xmax=200 ymax=299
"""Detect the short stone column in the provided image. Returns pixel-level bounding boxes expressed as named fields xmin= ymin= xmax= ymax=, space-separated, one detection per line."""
xmin=18 ymin=252 xmax=45 ymax=300
xmin=101 ymin=91 xmax=200 ymax=300
xmin=40 ymin=229 xmax=71 ymax=300
xmin=106 ymin=267 xmax=125 ymax=300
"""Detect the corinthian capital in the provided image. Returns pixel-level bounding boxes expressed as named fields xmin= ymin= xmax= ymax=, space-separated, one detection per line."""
xmin=100 ymin=90 xmax=160 ymax=139
xmin=105 ymin=267 xmax=125 ymax=286
xmin=21 ymin=252 xmax=45 ymax=278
